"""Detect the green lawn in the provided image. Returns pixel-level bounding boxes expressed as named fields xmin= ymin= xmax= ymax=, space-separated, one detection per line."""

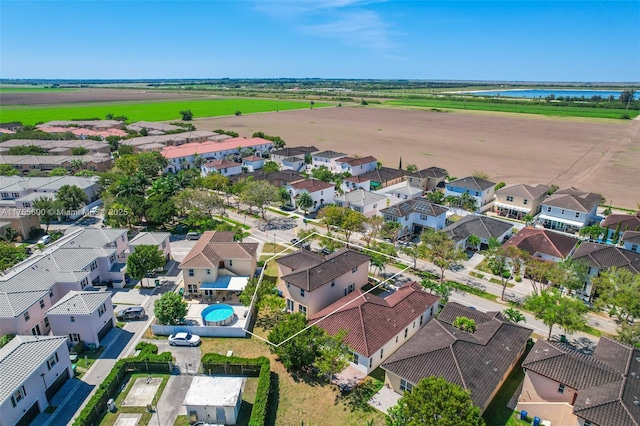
xmin=99 ymin=373 xmax=169 ymax=426
xmin=0 ymin=86 xmax=78 ymax=93
xmin=385 ymin=98 xmax=640 ymax=120
xmin=0 ymin=98 xmax=332 ymax=125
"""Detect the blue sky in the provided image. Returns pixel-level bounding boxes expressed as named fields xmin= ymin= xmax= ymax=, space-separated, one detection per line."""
xmin=1 ymin=1 xmax=638 ymax=81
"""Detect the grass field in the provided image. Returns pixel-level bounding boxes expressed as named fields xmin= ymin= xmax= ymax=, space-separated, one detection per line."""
xmin=0 ymin=98 xmax=332 ymax=124
xmin=0 ymin=86 xmax=78 ymax=93
xmin=385 ymin=98 xmax=640 ymax=119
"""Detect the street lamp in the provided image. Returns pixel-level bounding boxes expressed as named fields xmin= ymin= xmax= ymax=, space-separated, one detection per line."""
xmin=40 ymin=373 xmax=50 ymax=408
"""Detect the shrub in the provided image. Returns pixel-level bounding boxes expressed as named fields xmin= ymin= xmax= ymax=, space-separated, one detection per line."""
xmin=74 ymin=341 xmax=85 ymax=354
xmin=515 ymin=275 xmax=522 ymax=282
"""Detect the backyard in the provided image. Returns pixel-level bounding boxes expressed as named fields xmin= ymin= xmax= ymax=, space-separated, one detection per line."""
xmin=99 ymin=373 xmax=169 ymax=426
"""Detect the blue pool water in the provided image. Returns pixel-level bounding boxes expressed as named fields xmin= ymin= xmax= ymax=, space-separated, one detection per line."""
xmin=202 ymin=304 xmax=234 ymax=322
xmin=465 ymin=89 xmax=639 ymax=99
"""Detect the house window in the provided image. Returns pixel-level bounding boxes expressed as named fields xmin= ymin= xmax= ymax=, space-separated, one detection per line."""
xmin=373 ymin=204 xmax=377 ymax=209
xmin=400 ymin=379 xmax=413 ymax=393
xmin=40 ymin=299 xmax=45 ymax=309
xmin=229 ymin=260 xmax=233 ymax=266
xmin=583 ymin=421 xmax=592 ymax=426
xmin=298 ymin=305 xmax=307 ymax=315
xmin=188 ymin=269 xmax=194 ymax=277
xmin=331 ymin=281 xmax=335 ymax=287
xmin=523 ymin=199 xmax=528 ymax=205
xmin=547 ymin=207 xmax=552 ymax=212
xmin=369 ymin=358 xmax=373 ymax=368
xmin=44 ymin=317 xmax=50 ymax=328
xmin=506 ymin=196 xmax=514 ymax=202
xmin=47 ymin=353 xmax=59 ymax=370
xmin=286 ymin=299 xmax=294 ymax=311
xmin=98 ymin=304 xmax=106 ymax=317
xmin=558 ymin=384 xmax=565 ymax=394
xmin=632 ymin=245 xmax=638 ymax=251
xmin=206 ymin=269 xmax=211 ymax=275
xmin=413 ymin=321 xmax=416 ymax=329
xmin=396 ymin=336 xmax=398 ymax=343
xmin=420 ymin=315 xmax=423 ymax=326
xmin=24 ymin=312 xmax=30 ymax=322
xmin=404 ymin=328 xmax=408 ymax=338
xmin=575 ymin=212 xmax=580 ymax=218
xmin=344 ymin=284 xmax=355 ymax=296
xmin=380 ymin=348 xmax=384 ymax=359
xmin=353 ymin=353 xmax=359 ymax=364
xmin=70 ymin=316 xmax=75 ymax=323
xmin=10 ymin=386 xmax=26 ymax=407
xmin=352 ymin=266 xmax=358 ymax=273
xmin=49 ymin=289 xmax=54 ymax=298
xmin=430 ymin=306 xmax=434 ymax=316
xmin=300 ymin=289 xmax=305 ymax=297
xmin=561 ymin=209 xmax=565 ymax=215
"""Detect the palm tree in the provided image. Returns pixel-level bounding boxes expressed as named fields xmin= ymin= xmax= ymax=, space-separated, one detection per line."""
xmin=69 ymin=159 xmax=86 ymax=172
xmin=523 ymin=214 xmax=534 ymax=225
xmin=503 ymin=308 xmax=526 ymax=324
xmin=467 ymin=234 xmax=481 ymax=250
xmin=452 ymin=316 xmax=477 ymax=333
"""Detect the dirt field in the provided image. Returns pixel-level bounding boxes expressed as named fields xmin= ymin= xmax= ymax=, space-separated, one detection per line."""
xmin=0 ymin=88 xmax=210 ymax=105
xmin=194 ymin=107 xmax=640 ymax=209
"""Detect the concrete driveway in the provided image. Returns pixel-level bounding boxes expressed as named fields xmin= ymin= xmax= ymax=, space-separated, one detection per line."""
xmin=170 ymin=238 xmax=197 ymax=263
xmin=147 ymin=339 xmax=202 ymax=374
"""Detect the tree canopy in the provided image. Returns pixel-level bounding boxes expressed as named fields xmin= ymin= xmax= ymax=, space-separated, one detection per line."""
xmin=593 ymin=267 xmax=640 ymax=325
xmin=267 ymin=313 xmax=325 ymax=371
xmin=56 ymin=184 xmax=88 ymax=213
xmin=154 ymin=292 xmax=188 ymax=325
xmin=0 ymin=242 xmax=29 ymax=273
xmin=524 ymin=288 xmax=588 ymax=339
xmin=240 ymin=180 xmax=280 ymax=219
xmin=126 ymin=245 xmax=165 ymax=287
xmin=420 ymin=230 xmax=466 ymax=282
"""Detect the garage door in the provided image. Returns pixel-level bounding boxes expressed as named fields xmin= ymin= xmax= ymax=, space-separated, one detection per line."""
xmin=16 ymin=401 xmax=40 ymax=426
xmin=46 ymin=368 xmax=70 ymax=401
xmin=97 ymin=320 xmax=114 ymax=342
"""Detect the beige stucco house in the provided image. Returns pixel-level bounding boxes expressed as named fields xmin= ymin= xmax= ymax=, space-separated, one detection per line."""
xmin=494 ymin=183 xmax=549 ymax=220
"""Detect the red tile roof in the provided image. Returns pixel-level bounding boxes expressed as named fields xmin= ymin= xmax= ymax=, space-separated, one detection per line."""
xmin=203 ymin=159 xmax=242 ymax=169
xmin=289 ymin=178 xmax=334 ymax=192
xmin=162 ymin=137 xmax=272 ymax=159
xmin=310 ymin=282 xmax=439 ymax=357
xmin=502 ymin=227 xmax=579 ymax=259
xmin=178 ymin=231 xmax=257 ymax=269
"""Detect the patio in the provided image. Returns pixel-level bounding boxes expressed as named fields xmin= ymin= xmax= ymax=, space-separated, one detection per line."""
xmin=184 ymin=302 xmax=249 ymax=330
xmin=368 ymin=385 xmax=401 ymax=414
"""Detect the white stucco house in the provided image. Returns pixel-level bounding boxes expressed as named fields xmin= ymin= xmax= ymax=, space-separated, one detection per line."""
xmin=334 ymin=189 xmax=388 ymax=217
xmin=201 ymin=159 xmax=243 ymax=177
xmin=0 ymin=335 xmax=72 ymax=426
xmin=241 ymin=155 xmax=265 ymax=172
xmin=379 ymin=197 xmax=449 ymax=237
xmin=286 ymin=179 xmax=335 ymax=213
xmin=183 ymin=376 xmax=243 ymax=425
xmin=311 ymin=150 xmax=348 ymax=172
xmin=538 ymin=188 xmax=601 ymax=234
xmin=374 ymin=181 xmax=423 ymax=203
xmin=335 ymin=156 xmax=378 ymax=176
xmin=46 ymin=291 xmax=115 ymax=347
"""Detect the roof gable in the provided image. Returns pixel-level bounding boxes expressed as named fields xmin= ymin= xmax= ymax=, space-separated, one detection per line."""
xmin=179 ymin=231 xmax=257 ymax=269
xmin=503 ymin=228 xmax=579 ymax=259
xmin=449 ymin=176 xmax=496 ymax=191
xmin=281 ymin=249 xmax=370 ymax=291
xmin=444 ymin=215 xmax=513 ymax=242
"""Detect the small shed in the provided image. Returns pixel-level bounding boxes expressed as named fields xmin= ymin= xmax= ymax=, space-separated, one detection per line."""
xmin=183 ymin=376 xmax=243 ymax=425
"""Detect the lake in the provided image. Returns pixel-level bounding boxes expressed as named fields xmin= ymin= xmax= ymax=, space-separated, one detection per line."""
xmin=465 ymin=89 xmax=638 ymax=99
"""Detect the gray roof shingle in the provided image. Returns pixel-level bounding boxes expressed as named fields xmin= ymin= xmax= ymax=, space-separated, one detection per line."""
xmin=46 ymin=290 xmax=111 ymax=315
xmin=542 ymin=187 xmax=602 ymax=212
xmin=379 ymin=196 xmax=448 ymax=218
xmin=444 ymin=215 xmax=513 ymax=243
xmin=129 ymin=232 xmax=171 ymax=246
xmin=572 ymin=242 xmax=640 ymax=273
xmin=448 ymin=176 xmax=496 ymax=191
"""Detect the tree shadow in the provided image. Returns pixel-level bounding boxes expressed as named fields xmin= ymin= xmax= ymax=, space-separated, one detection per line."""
xmin=265 ymin=372 xmax=279 ymax=426
xmin=334 ymin=379 xmax=380 ymax=413
xmin=290 ymin=369 xmax=326 ymax=387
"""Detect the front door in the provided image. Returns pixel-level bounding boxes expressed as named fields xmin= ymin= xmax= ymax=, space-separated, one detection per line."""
xmin=215 ymin=407 xmax=226 ymax=424
xmin=31 ymin=324 xmax=41 ymax=335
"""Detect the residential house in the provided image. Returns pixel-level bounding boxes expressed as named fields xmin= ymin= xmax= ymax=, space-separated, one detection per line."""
xmin=242 ymin=155 xmax=265 ymax=172
xmin=121 ymin=130 xmax=222 ymax=152
xmin=0 ymin=210 xmax=40 ymax=240
xmin=201 ymin=159 xmax=243 ymax=177
xmin=269 ymin=146 xmax=318 ymax=167
xmin=276 ymin=249 xmax=370 ymax=318
xmin=0 ymin=153 xmax=113 ymax=174
xmin=178 ymin=231 xmax=258 ymax=301
xmin=602 ymin=212 xmax=640 ymax=240
xmin=382 ymin=303 xmax=532 ymax=413
xmin=0 ymin=176 xmax=101 ymax=211
xmin=35 ymin=126 xmax=128 ymax=139
xmin=46 ymin=291 xmax=115 ymax=346
xmin=128 ymin=231 xmax=171 ymax=261
xmin=341 ymin=175 xmax=372 ymax=193
xmin=518 ymin=337 xmax=639 ymax=426
xmin=444 ymin=176 xmax=496 ymax=212
xmin=334 ymin=189 xmax=388 ymax=217
xmin=374 ymin=181 xmax=423 ymax=203
xmin=280 ymin=156 xmax=306 ymax=172
xmin=358 ymin=168 xmax=407 ymax=190
xmin=570 ymin=242 xmax=640 ymax=298
xmin=162 ymin=137 xmax=273 ymax=173
xmin=443 ymin=214 xmax=514 ymax=250
xmin=335 ymin=156 xmax=378 ymax=176
xmin=380 ymin=197 xmax=448 ymax=237
xmin=622 ymin=231 xmax=640 ymax=253
xmin=494 ymin=184 xmax=549 ymax=220
xmin=311 ymin=151 xmax=348 ymax=172
xmin=286 ymin=179 xmax=335 ymax=212
xmin=0 ymin=335 xmax=72 ymax=426
xmin=38 ymin=120 xmax=124 ymax=130
xmin=406 ymin=167 xmax=448 ymax=192
xmin=538 ymin=188 xmax=602 ymax=234
xmin=0 ymin=139 xmax=111 ymax=156
xmin=310 ymin=282 xmax=439 ymax=374
xmin=231 ymin=170 xmax=304 ymax=188
xmin=502 ymin=228 xmax=579 ymax=262
xmin=126 ymin=121 xmax=181 ymax=134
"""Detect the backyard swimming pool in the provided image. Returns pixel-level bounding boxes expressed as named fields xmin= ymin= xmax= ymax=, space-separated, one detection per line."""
xmin=201 ymin=304 xmax=236 ymax=326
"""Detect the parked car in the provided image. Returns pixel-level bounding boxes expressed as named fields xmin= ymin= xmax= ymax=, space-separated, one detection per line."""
xmin=116 ymin=306 xmax=146 ymax=320
xmin=168 ymin=332 xmax=201 ymax=347
xmin=290 ymin=238 xmax=300 ymax=246
xmin=37 ymin=235 xmax=51 ymax=245
xmin=186 ymin=232 xmax=201 ymax=240
xmin=320 ymin=248 xmax=332 ymax=255
xmin=89 ymin=206 xmax=100 ymax=216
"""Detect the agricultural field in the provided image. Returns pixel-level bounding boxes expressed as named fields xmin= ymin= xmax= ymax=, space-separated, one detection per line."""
xmin=0 ymin=98 xmax=331 ymax=124
xmin=199 ymin=106 xmax=640 ymax=210
xmin=0 ymin=86 xmax=78 ymax=93
xmin=384 ymin=98 xmax=640 ymax=120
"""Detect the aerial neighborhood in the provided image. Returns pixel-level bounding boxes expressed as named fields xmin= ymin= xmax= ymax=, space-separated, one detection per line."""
xmin=0 ymin=111 xmax=638 ymax=426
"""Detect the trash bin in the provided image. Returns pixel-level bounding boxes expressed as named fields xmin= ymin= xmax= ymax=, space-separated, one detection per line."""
xmin=178 ymin=287 xmax=185 ymax=296
xmin=533 ymin=417 xmax=541 ymax=426
xmin=107 ymin=398 xmax=116 ymax=412
xmin=520 ymin=411 xmax=528 ymax=420
xmin=154 ymin=279 xmax=160 ymax=287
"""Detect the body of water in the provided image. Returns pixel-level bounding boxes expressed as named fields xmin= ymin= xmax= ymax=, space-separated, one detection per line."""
xmin=465 ymin=89 xmax=638 ymax=99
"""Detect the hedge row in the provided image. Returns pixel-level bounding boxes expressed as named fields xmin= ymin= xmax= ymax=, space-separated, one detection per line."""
xmin=201 ymin=353 xmax=271 ymax=426
xmin=72 ymin=344 xmax=172 ymax=426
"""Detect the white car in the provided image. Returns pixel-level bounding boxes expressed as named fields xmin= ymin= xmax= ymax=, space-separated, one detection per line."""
xmin=37 ymin=235 xmax=51 ymax=245
xmin=168 ymin=332 xmax=201 ymax=347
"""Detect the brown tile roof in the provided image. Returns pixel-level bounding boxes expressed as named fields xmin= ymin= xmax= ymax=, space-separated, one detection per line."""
xmin=602 ymin=213 xmax=640 ymax=231
xmin=178 ymin=231 xmax=257 ymax=269
xmin=336 ymin=156 xmax=378 ymax=167
xmin=310 ymin=282 xmax=439 ymax=357
xmin=623 ymin=231 xmax=640 ymax=245
xmin=496 ymin=183 xmax=549 ymax=199
xmin=203 ymin=159 xmax=242 ymax=169
xmin=289 ymin=178 xmax=334 ymax=192
xmin=572 ymin=242 xmax=640 ymax=273
xmin=408 ymin=166 xmax=448 ymax=179
xmin=543 ymin=187 xmax=602 ymax=212
xmin=242 ymin=155 xmax=263 ymax=162
xmin=280 ymin=249 xmax=370 ymax=291
xmin=382 ymin=303 xmax=532 ymax=410
xmin=503 ymin=228 xmax=579 ymax=259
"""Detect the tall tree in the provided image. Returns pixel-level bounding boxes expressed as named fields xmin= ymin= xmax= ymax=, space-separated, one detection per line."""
xmin=56 ymin=184 xmax=88 ymax=213
xmin=240 ymin=180 xmax=280 ymax=219
xmin=297 ymin=191 xmax=314 ymax=214
xmin=503 ymin=308 xmax=526 ymax=324
xmin=267 ymin=313 xmax=325 ymax=371
xmin=593 ymin=267 xmax=640 ymax=325
xmin=524 ymin=288 xmax=588 ymax=340
xmin=387 ymin=376 xmax=484 ymax=426
xmin=420 ymin=230 xmax=467 ymax=282
xmin=401 ymin=244 xmax=424 ymax=270
xmin=425 ymin=191 xmax=446 ymax=204
xmin=0 ymin=242 xmax=29 ymax=272
xmin=154 ymin=292 xmax=188 ymax=325
xmin=467 ymin=234 xmax=481 ymax=250
xmin=126 ymin=245 xmax=165 ymax=288
xmin=263 ymin=161 xmax=280 ymax=173
xmin=486 ymin=246 xmax=525 ymax=300
xmin=313 ymin=329 xmax=350 ymax=380
xmin=32 ymin=196 xmax=63 ymax=233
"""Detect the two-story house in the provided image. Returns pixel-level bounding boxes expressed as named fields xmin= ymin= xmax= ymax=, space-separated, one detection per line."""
xmin=0 ymin=335 xmax=72 ymax=426
xmin=444 ymin=176 xmax=496 ymax=212
xmin=46 ymin=291 xmax=115 ymax=346
xmin=178 ymin=231 xmax=258 ymax=302
xmin=494 ymin=183 xmax=549 ymax=220
xmin=335 ymin=156 xmax=378 ymax=176
xmin=622 ymin=231 xmax=640 ymax=253
xmin=269 ymin=146 xmax=318 ymax=168
xmin=201 ymin=159 xmax=243 ymax=177
xmin=538 ymin=188 xmax=602 ymax=234
xmin=310 ymin=282 xmax=439 ymax=374
xmin=241 ymin=155 xmax=265 ymax=172
xmin=380 ymin=197 xmax=448 ymax=237
xmin=334 ymin=189 xmax=388 ymax=217
xmin=601 ymin=212 xmax=640 ymax=240
xmin=286 ymin=179 xmax=335 ymax=212
xmin=374 ymin=181 xmax=423 ymax=203
xmin=276 ymin=249 xmax=370 ymax=318
xmin=502 ymin=228 xmax=579 ymax=262
xmin=310 ymin=151 xmax=348 ymax=172
xmin=341 ymin=175 xmax=372 ymax=193
xmin=358 ymin=168 xmax=406 ymax=190
xmin=407 ymin=167 xmax=448 ymax=192
xmin=128 ymin=231 xmax=171 ymax=261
